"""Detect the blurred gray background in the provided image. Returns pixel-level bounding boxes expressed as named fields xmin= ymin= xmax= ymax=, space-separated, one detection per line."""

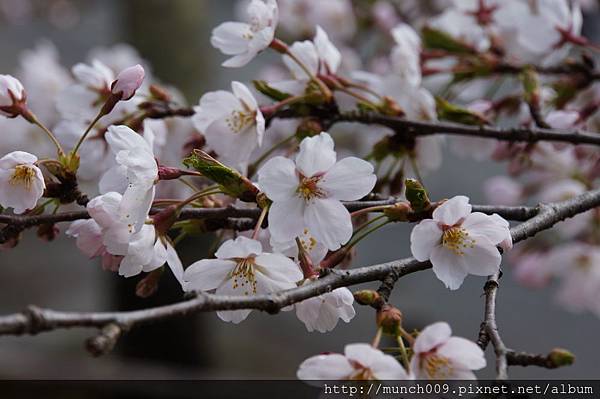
xmin=0 ymin=0 xmax=598 ymax=383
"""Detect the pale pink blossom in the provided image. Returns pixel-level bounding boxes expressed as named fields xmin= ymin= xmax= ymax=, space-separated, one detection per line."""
xmin=297 ymin=343 xmax=409 ymax=381
xmin=111 ymin=64 xmax=145 ymax=100
xmin=0 ymin=151 xmax=45 ymax=214
xmin=410 ymin=322 xmax=486 ymax=379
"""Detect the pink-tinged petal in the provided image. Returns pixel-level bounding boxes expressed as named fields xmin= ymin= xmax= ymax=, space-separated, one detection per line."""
xmin=183 ymin=259 xmax=235 ymax=292
xmin=461 ymin=236 xmax=502 ymax=276
xmin=430 ymin=247 xmax=469 ymax=290
xmin=410 ymin=219 xmax=443 ymax=261
xmin=258 ymin=156 xmax=299 ymax=201
xmin=112 ymin=64 xmax=144 ymax=100
xmin=267 ymin=196 xmax=306 ymax=243
xmin=87 ymin=192 xmax=122 ymax=228
xmin=413 ymin=322 xmax=452 ymax=354
xmin=320 ymin=157 xmax=376 ymax=201
xmin=297 ymin=354 xmax=354 ymax=381
xmin=215 ymin=236 xmax=262 ymax=260
xmin=295 ymin=132 xmax=337 ymax=177
xmin=66 ymin=219 xmax=104 ymax=258
xmin=462 ymin=212 xmax=509 ymax=245
xmin=432 ymin=196 xmax=472 ymax=226
xmin=437 ymin=337 xmax=486 ymax=371
xmin=305 ymin=198 xmax=352 ymax=251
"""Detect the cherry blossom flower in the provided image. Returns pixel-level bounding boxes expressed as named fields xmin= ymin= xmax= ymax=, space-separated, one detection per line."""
xmin=99 ymin=125 xmax=158 ymax=233
xmin=0 ymin=151 xmax=45 ymax=214
xmin=87 ymin=191 xmax=183 ymax=281
xmin=539 ymin=179 xmax=593 ymax=238
xmin=66 ymin=219 xmax=122 ymax=272
xmin=483 ymin=176 xmax=523 ymax=206
xmin=410 ymin=322 xmax=486 ymax=380
xmin=111 ymin=64 xmax=145 ymax=100
xmin=258 ymin=132 xmax=376 ymax=250
xmin=295 ymin=283 xmax=356 ymax=333
xmin=547 ymin=244 xmax=600 ymax=316
xmin=183 ymin=236 xmax=303 ymax=323
xmin=211 ymin=0 xmax=278 ymax=68
xmin=283 ymin=26 xmax=341 ymax=79
xmin=410 ymin=196 xmax=511 ymax=290
xmin=192 ymin=81 xmax=265 ymax=169
xmin=0 ymin=75 xmax=26 ymax=117
xmin=297 ymin=343 xmax=409 ymax=380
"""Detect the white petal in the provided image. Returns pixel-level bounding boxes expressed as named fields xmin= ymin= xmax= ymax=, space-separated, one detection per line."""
xmin=370 ymin=354 xmax=409 ymax=380
xmin=211 ymin=22 xmax=251 ymax=55
xmin=0 ymin=151 xmax=37 ymax=168
xmin=105 ymin=125 xmax=152 ymax=154
xmin=432 ymin=196 xmax=472 ymax=226
xmin=410 ymin=219 xmax=443 ymax=261
xmin=314 ymin=25 xmax=341 ymax=73
xmin=295 ymin=132 xmax=337 ymax=177
xmin=119 ymin=185 xmax=155 ymax=233
xmin=430 ymin=247 xmax=470 ymax=290
xmin=255 ymin=253 xmax=303 ymax=283
xmin=267 ymin=196 xmax=306 ymax=243
xmin=257 ymin=156 xmax=299 ymax=201
xmin=184 ymin=259 xmax=235 ymax=292
xmin=297 ymin=354 xmax=354 ymax=381
xmin=215 ymin=282 xmax=252 ymax=323
xmin=320 ymin=157 xmax=376 ymax=201
xmin=283 ymin=40 xmax=319 ymax=79
xmin=215 ymin=236 xmax=263 ymax=259
xmin=462 ymin=212 xmax=509 ymax=245
xmin=165 ymin=240 xmax=184 ymax=287
xmin=193 ymin=90 xmax=239 ymax=132
xmin=413 ymin=321 xmax=452 ymax=354
xmin=437 ymin=337 xmax=486 ymax=371
xmin=305 ymin=198 xmax=352 ymax=251
xmin=461 ymin=236 xmax=502 ymax=277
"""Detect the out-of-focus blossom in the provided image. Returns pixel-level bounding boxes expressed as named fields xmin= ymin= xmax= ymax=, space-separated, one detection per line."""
xmin=483 ymin=175 xmax=523 ymax=206
xmin=211 ymin=0 xmax=278 ymax=68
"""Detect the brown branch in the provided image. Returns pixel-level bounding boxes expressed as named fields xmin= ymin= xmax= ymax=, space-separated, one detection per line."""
xmin=0 ymin=188 xmax=597 ymax=356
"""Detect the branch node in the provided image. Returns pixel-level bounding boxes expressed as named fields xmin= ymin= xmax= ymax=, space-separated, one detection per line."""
xmin=85 ymin=323 xmax=123 ymax=357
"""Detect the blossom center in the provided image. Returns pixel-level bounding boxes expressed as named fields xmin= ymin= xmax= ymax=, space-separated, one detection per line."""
xmin=442 ymin=226 xmax=475 ymax=255
xmin=297 ymin=176 xmax=325 ymax=201
xmin=348 ymin=361 xmax=375 ymax=380
xmin=226 ymin=109 xmax=255 ymax=133
xmin=422 ymin=354 xmax=453 ymax=379
xmin=10 ymin=165 xmax=37 ymax=189
xmin=231 ymin=257 xmax=258 ymax=295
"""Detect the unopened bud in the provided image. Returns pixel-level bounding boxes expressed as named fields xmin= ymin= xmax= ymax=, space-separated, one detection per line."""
xmin=405 ymin=179 xmax=431 ymax=212
xmin=296 ymin=118 xmax=323 ymax=140
xmin=149 ymin=84 xmax=172 ymax=102
xmin=111 ymin=64 xmax=145 ymax=101
xmin=354 ymin=290 xmax=382 ymax=307
xmin=383 ymin=202 xmax=412 ymax=222
xmin=37 ymin=223 xmax=59 ymax=242
xmin=0 ymin=74 xmax=30 ymax=120
xmin=376 ymin=304 xmax=403 ymax=335
xmin=136 ymin=268 xmax=164 ymax=298
xmin=548 ymin=348 xmax=575 ymax=367
xmin=379 ymin=96 xmax=405 ymax=117
xmin=151 ymin=205 xmax=179 ymax=235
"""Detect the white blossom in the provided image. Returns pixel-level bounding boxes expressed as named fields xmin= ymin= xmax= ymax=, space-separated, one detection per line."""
xmin=99 ymin=125 xmax=158 ymax=233
xmin=297 ymin=343 xmax=409 ymax=380
xmin=0 ymin=151 xmax=45 ymax=214
xmin=295 ymin=283 xmax=355 ymax=333
xmin=211 ymin=0 xmax=278 ymax=68
xmin=192 ymin=81 xmax=265 ymax=169
xmin=183 ymin=236 xmax=303 ymax=323
xmin=258 ymin=132 xmax=376 ymax=250
xmin=410 ymin=196 xmax=511 ymax=290
xmin=66 ymin=219 xmax=122 ymax=272
xmin=410 ymin=322 xmax=486 ymax=379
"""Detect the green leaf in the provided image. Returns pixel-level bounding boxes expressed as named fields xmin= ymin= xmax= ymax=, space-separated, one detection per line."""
xmin=422 ymin=26 xmax=477 ymax=55
xmin=435 ymin=97 xmax=488 ymax=125
xmin=183 ymin=150 xmax=258 ymax=202
xmin=253 ymin=80 xmax=292 ymax=101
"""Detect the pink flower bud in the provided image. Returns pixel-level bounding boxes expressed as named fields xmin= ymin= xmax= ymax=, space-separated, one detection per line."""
xmin=111 ymin=64 xmax=144 ymax=100
xmin=0 ymin=74 xmax=26 ymax=117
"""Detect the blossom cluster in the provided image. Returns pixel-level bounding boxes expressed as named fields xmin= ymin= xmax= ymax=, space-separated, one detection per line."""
xmin=0 ymin=0 xmax=598 ymax=380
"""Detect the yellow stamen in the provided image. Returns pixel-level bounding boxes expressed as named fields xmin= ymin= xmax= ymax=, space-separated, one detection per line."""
xmin=230 ymin=257 xmax=258 ymax=295
xmin=225 ymin=110 xmax=255 ymax=133
xmin=9 ymin=165 xmax=37 ymax=189
xmin=297 ymin=176 xmax=325 ymax=201
xmin=422 ymin=354 xmax=453 ymax=379
xmin=442 ymin=226 xmax=475 ymax=256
